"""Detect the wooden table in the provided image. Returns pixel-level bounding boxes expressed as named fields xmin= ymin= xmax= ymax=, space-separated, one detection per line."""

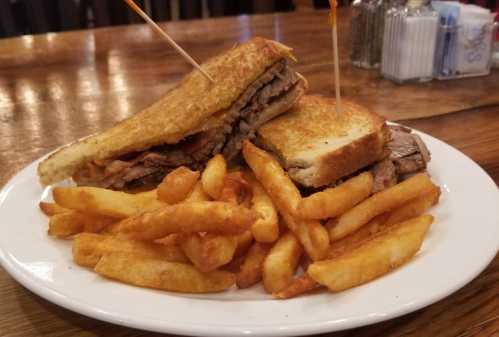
xmin=0 ymin=9 xmax=498 ymax=337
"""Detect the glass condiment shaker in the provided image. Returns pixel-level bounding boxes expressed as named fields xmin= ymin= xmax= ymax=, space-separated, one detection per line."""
xmin=381 ymin=0 xmax=439 ymax=82
xmin=350 ymin=0 xmax=392 ymax=69
xmin=493 ymin=39 xmax=499 ymax=69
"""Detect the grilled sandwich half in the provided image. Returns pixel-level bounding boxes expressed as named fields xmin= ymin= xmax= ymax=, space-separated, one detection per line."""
xmin=257 ymin=95 xmax=389 ymax=188
xmin=38 ymin=37 xmax=307 ymax=189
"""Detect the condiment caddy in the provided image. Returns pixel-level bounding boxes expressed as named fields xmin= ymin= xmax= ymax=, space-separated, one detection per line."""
xmin=350 ymin=0 xmax=498 ymax=83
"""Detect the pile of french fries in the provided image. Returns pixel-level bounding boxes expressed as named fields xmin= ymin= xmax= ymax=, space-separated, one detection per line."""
xmin=40 ymin=140 xmax=441 ymax=298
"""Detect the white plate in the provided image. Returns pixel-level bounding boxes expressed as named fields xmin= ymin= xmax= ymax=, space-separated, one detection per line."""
xmin=0 ymin=130 xmax=498 ymax=337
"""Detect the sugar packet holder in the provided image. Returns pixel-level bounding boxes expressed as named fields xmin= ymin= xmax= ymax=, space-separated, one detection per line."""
xmin=434 ymin=21 xmax=498 ymax=79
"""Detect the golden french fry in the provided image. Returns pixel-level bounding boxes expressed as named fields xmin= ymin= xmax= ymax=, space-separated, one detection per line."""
xmin=175 ymin=186 xmax=250 ymax=271
xmin=281 ymin=212 xmax=329 ymax=261
xmin=299 ymin=255 xmax=312 ymax=271
xmin=218 ymin=171 xmax=252 ymax=205
xmin=308 ymin=215 xmax=433 ymax=292
xmin=180 ymin=233 xmax=237 ymax=272
xmin=384 ymin=187 xmax=441 ymax=226
xmin=223 ymin=254 xmax=246 ymax=273
xmin=327 ymin=213 xmax=390 ymax=259
xmin=157 ymin=166 xmax=200 ymax=204
xmin=262 ymin=232 xmax=302 ymax=293
xmin=328 ymin=173 xmax=436 ymax=241
xmin=246 ymin=173 xmax=279 ymax=243
xmin=201 ymin=154 xmax=227 ymax=200
xmin=273 ymin=274 xmax=320 ymax=299
xmin=48 ymin=211 xmax=115 ymax=238
xmin=48 ymin=212 xmax=82 ymax=238
xmin=234 ymin=230 xmax=254 ymax=257
xmin=326 ymin=188 xmax=440 ymax=258
xmin=113 ymin=201 xmax=255 ymax=240
xmin=73 ymin=233 xmax=188 ymax=267
xmin=39 ymin=202 xmax=69 ymax=216
xmin=53 ymin=187 xmax=164 ymax=219
xmin=95 ymin=253 xmax=236 ymax=293
xmin=236 ymin=242 xmax=271 ymax=289
xmin=185 ymin=181 xmax=211 ymax=202
xmin=154 ymin=234 xmax=181 ymax=246
xmin=298 ymin=172 xmax=374 ymax=220
xmin=242 ymin=142 xmax=327 ymax=259
xmin=242 ymin=140 xmax=301 ymax=215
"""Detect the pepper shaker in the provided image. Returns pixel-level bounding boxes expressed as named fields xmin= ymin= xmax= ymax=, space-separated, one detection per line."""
xmin=350 ymin=0 xmax=392 ymax=69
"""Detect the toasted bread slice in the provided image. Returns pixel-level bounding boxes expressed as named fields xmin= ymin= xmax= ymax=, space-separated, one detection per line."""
xmin=38 ymin=38 xmax=299 ymax=186
xmin=257 ymin=95 xmax=388 ymax=188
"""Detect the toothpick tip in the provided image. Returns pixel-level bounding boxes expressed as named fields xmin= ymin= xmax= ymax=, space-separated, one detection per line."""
xmin=123 ymin=0 xmax=214 ymax=84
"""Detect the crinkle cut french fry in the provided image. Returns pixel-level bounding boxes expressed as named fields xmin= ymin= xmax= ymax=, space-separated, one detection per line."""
xmin=308 ymin=215 xmax=433 ymax=292
xmin=94 ymin=253 xmax=236 ymax=293
xmin=328 ymin=173 xmax=436 ymax=241
xmin=281 ymin=212 xmax=329 ymax=261
xmin=157 ymin=166 xmax=200 ymax=204
xmin=246 ymin=173 xmax=279 ymax=243
xmin=262 ymin=232 xmax=302 ymax=294
xmin=39 ymin=202 xmax=69 ymax=216
xmin=113 ymin=201 xmax=255 ymax=240
xmin=53 ymin=187 xmax=164 ymax=218
xmin=180 ymin=233 xmax=237 ymax=272
xmin=236 ymin=242 xmax=271 ymax=289
xmin=242 ymin=140 xmax=301 ymax=215
xmin=297 ymin=172 xmax=374 ymax=220
xmin=48 ymin=211 xmax=115 ymax=238
xmin=202 ymin=154 xmax=227 ymax=200
xmin=73 ymin=233 xmax=188 ymax=267
xmin=273 ymin=274 xmax=320 ymax=299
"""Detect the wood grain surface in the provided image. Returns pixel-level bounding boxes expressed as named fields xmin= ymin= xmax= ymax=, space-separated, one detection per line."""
xmin=0 ymin=8 xmax=498 ymax=337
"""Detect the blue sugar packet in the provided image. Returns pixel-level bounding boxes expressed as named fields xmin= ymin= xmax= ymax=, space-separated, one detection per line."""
xmin=432 ymin=1 xmax=460 ymax=76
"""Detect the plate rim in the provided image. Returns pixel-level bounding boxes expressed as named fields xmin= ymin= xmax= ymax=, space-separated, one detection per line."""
xmin=0 ymin=126 xmax=498 ymax=337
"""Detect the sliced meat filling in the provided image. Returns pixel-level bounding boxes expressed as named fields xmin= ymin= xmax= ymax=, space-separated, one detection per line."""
xmin=371 ymin=159 xmax=397 ymax=193
xmin=388 ymin=125 xmax=431 ymax=175
xmin=371 ymin=125 xmax=431 ymax=193
xmin=73 ymin=59 xmax=299 ymax=190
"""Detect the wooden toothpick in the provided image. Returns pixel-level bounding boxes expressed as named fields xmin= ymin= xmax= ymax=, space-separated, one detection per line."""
xmin=329 ymin=0 xmax=342 ymax=116
xmin=124 ymin=0 xmax=215 ymax=83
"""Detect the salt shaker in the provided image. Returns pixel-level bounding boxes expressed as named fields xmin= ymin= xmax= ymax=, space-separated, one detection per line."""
xmin=493 ymin=40 xmax=499 ymax=68
xmin=381 ymin=0 xmax=439 ymax=82
xmin=350 ymin=0 xmax=392 ymax=69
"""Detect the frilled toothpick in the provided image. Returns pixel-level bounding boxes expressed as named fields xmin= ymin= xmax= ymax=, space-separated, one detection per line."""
xmin=124 ymin=0 xmax=215 ymax=83
xmin=329 ymin=0 xmax=342 ymax=115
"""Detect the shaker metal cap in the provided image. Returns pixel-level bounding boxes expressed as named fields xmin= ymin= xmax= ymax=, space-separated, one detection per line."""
xmin=407 ymin=0 xmax=427 ymax=9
